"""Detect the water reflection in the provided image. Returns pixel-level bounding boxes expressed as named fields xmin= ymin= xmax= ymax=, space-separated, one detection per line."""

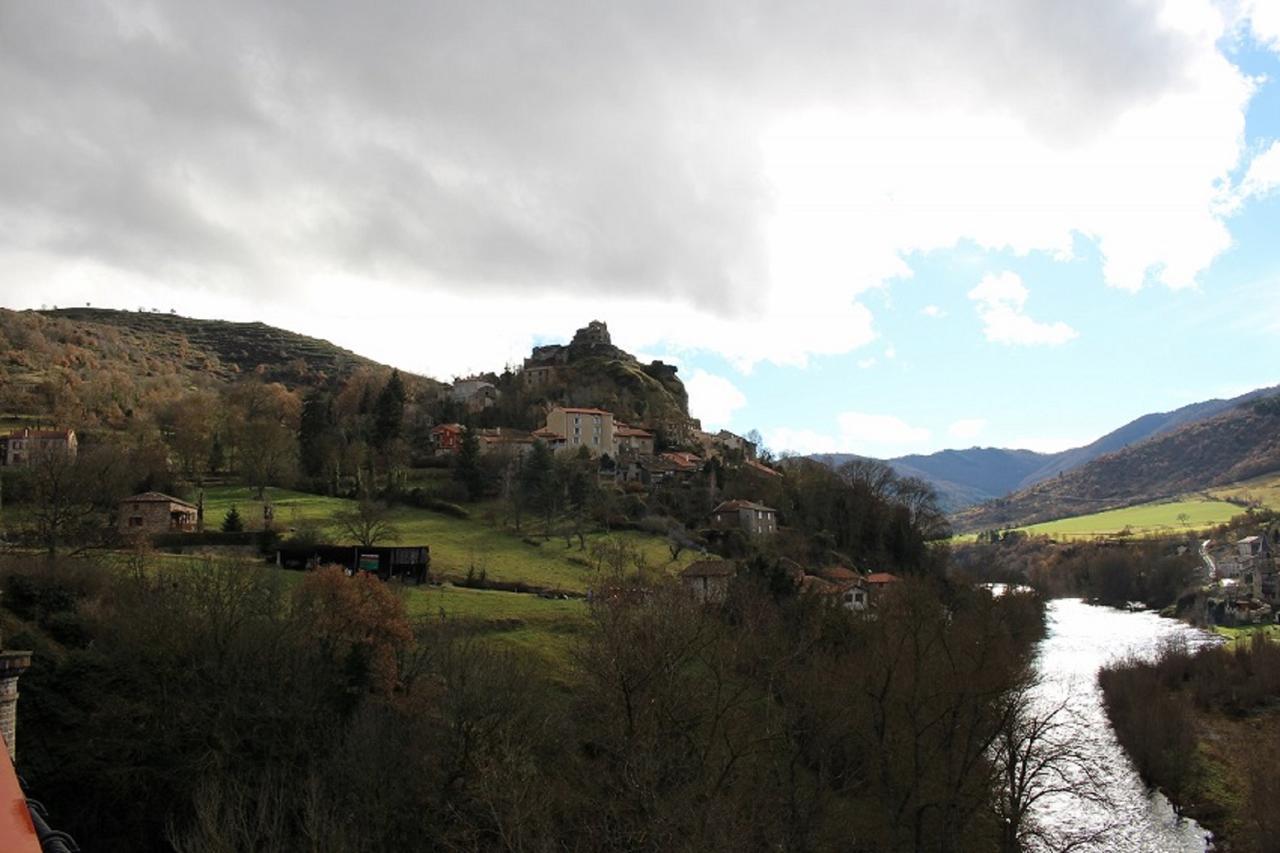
xmin=1029 ymin=599 xmax=1221 ymax=852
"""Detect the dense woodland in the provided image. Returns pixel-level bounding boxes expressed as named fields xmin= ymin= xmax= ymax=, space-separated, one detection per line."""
xmin=5 ymin=556 xmax=1051 ymax=853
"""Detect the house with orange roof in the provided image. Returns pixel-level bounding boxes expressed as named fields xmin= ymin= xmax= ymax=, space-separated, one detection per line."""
xmin=612 ymin=422 xmax=655 ymax=456
xmin=543 ymin=406 xmax=615 ymax=455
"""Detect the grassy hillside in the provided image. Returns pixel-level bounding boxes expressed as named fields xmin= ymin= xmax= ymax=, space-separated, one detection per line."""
xmin=201 ymin=485 xmax=700 ymax=593
xmin=1012 ymin=497 xmax=1246 ymax=539
xmin=954 ymin=400 xmax=1280 ymax=532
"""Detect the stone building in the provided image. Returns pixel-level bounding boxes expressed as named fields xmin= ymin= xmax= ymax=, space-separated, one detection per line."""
xmin=681 ymin=559 xmax=737 ymax=604
xmin=118 ymin=492 xmax=198 ymax=535
xmin=709 ymin=500 xmax=778 ymax=536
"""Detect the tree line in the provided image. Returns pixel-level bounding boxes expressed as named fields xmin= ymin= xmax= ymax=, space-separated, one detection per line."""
xmin=1 ymin=553 xmax=1091 ymax=853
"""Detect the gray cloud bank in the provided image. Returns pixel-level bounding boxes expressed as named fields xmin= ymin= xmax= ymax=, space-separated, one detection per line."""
xmin=0 ymin=0 xmax=1190 ymax=310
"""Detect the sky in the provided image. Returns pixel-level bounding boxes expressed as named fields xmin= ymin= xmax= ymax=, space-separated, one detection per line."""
xmin=2 ymin=0 xmax=1279 ymax=459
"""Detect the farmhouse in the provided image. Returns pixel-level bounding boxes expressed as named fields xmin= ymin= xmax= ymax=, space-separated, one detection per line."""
xmin=0 ymin=428 xmax=77 ymax=466
xmin=710 ymin=500 xmax=778 ymax=536
xmin=118 ymin=492 xmax=198 ymax=535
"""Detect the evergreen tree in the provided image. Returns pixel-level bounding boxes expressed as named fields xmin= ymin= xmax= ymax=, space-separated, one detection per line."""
xmin=454 ymin=427 xmax=485 ymax=501
xmin=519 ymin=440 xmax=557 ymax=537
xmin=221 ymin=505 xmax=244 ymax=533
xmin=372 ymin=369 xmax=406 ymax=450
xmin=299 ymin=393 xmax=337 ymax=479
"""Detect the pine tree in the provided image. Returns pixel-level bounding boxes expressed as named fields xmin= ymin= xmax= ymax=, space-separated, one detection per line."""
xmin=221 ymin=505 xmax=244 ymax=533
xmin=372 ymin=369 xmax=406 ymax=450
xmin=454 ymin=426 xmax=485 ymax=501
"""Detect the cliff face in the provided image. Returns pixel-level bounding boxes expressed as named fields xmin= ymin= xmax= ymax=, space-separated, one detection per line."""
xmin=520 ymin=321 xmax=696 ymax=438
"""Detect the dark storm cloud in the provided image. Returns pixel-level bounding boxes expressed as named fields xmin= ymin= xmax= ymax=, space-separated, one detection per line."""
xmin=0 ymin=0 xmax=1190 ymax=308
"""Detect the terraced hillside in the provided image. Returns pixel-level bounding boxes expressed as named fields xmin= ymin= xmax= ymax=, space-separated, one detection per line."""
xmin=38 ymin=307 xmax=382 ymax=385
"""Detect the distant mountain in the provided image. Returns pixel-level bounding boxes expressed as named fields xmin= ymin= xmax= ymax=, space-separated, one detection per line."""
xmin=815 ymin=448 xmax=1048 ymax=513
xmin=815 ymin=385 xmax=1280 ymax=513
xmin=952 ymin=397 xmax=1280 ymax=532
xmin=1012 ymin=387 xmax=1280 ymax=489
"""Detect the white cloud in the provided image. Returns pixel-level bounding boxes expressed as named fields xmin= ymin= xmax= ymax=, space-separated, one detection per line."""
xmin=921 ymin=305 xmax=945 ymax=318
xmin=0 ymin=0 xmax=1265 ymax=372
xmin=685 ymin=369 xmax=747 ymax=430
xmin=883 ymin=346 xmax=897 ymax=360
xmin=948 ymin=418 xmax=988 ymax=441
xmin=1241 ymin=0 xmax=1280 ymax=51
xmin=857 ymin=357 xmax=878 ymax=369
xmin=967 ymin=272 xmax=1078 ymax=346
xmin=1238 ymin=140 xmax=1280 ymax=201
xmin=768 ymin=411 xmax=931 ymax=457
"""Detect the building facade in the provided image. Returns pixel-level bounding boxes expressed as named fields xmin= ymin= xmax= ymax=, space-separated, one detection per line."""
xmin=118 ymin=492 xmax=198 ymax=535
xmin=0 ymin=428 xmax=77 ymax=466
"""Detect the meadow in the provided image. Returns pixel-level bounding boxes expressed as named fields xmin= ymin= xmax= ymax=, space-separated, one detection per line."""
xmin=201 ymin=484 xmax=700 ymax=593
xmin=1012 ymin=497 xmax=1248 ymax=539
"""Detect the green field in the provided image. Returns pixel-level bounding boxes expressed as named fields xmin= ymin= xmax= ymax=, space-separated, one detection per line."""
xmin=1007 ymin=497 xmax=1248 ymax=540
xmin=1212 ymin=623 xmax=1280 ymax=649
xmin=1209 ymin=471 xmax=1280 ymax=512
xmin=201 ymin=485 xmax=698 ymax=593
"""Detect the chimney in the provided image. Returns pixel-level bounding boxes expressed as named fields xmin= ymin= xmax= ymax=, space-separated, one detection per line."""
xmin=0 ymin=650 xmax=31 ymax=761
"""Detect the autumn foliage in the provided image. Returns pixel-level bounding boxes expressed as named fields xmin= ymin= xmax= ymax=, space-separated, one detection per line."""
xmin=292 ymin=565 xmax=413 ymax=695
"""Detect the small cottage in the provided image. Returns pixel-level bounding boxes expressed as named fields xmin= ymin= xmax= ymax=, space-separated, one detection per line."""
xmin=681 ymin=559 xmax=737 ymax=604
xmin=118 ymin=492 xmax=198 ymax=535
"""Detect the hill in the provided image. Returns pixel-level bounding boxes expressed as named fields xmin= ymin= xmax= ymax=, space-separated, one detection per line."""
xmin=816 ymin=385 xmax=1280 ymax=512
xmin=36 ymin=307 xmax=383 ymax=386
xmin=953 ymin=397 xmax=1280 ymax=532
xmin=0 ymin=307 xmax=446 ymax=428
xmin=508 ymin=320 xmax=695 ymax=437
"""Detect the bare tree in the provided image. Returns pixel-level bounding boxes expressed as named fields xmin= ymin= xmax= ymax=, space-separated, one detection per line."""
xmin=992 ymin=681 xmax=1113 ymax=853
xmin=29 ymin=445 xmax=97 ymax=556
xmin=331 ymin=500 xmax=400 ymax=548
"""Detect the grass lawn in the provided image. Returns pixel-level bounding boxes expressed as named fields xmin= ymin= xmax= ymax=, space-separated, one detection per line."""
xmin=1010 ymin=497 xmax=1248 ymax=540
xmin=409 ymin=583 xmax=589 ymax=676
xmin=201 ymin=485 xmax=700 ymax=593
xmin=1212 ymin=623 xmax=1280 ymax=649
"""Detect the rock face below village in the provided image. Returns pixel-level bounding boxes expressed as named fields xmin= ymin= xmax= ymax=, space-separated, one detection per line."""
xmin=521 ymin=320 xmax=696 ymax=439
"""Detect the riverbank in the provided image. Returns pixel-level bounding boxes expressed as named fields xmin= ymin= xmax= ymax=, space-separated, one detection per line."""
xmin=1099 ymin=631 xmax=1280 ymax=850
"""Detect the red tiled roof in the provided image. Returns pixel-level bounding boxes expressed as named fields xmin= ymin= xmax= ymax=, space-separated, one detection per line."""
xmin=681 ymin=559 xmax=737 ymax=578
xmin=661 ymin=451 xmax=702 ymax=470
xmin=799 ymin=575 xmax=839 ymax=595
xmin=817 ymin=565 xmax=859 ymax=582
xmin=865 ymin=572 xmax=901 ymax=585
xmin=431 ymin=423 xmax=464 ymax=433
xmin=532 ymin=427 xmax=565 ymax=440
xmin=744 ymin=458 xmax=782 ymax=478
xmin=614 ymin=424 xmax=654 ymax=438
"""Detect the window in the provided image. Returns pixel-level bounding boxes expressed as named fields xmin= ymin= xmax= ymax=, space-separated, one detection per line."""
xmin=128 ymin=516 xmax=143 ymax=527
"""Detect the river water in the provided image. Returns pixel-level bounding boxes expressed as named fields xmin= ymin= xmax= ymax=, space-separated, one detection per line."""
xmin=1028 ymin=598 xmax=1222 ymax=852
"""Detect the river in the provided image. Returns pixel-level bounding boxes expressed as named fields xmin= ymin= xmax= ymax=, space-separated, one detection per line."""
xmin=1028 ymin=598 xmax=1222 ymax=852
